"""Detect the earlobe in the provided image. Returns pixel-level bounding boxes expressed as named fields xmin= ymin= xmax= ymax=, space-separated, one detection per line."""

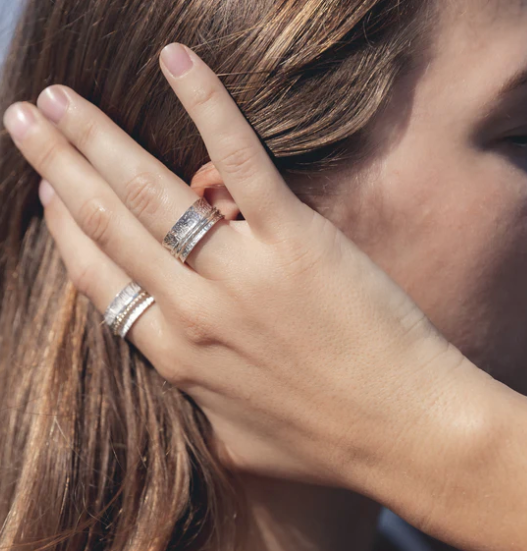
xmin=190 ymin=162 xmax=242 ymax=221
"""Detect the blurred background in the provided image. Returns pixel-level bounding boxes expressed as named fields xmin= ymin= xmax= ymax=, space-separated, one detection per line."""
xmin=0 ymin=1 xmax=22 ymax=66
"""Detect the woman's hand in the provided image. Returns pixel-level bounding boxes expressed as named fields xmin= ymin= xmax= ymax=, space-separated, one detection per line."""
xmin=2 ymin=43 xmax=483 ymax=496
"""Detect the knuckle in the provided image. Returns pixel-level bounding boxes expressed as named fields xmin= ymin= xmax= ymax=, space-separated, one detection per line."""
xmin=191 ymin=82 xmax=221 ymax=110
xmin=123 ymin=171 xmax=163 ymax=219
xmin=176 ymin=300 xmax=217 ymax=346
xmin=78 ymin=198 xmax=114 ymax=247
xmin=68 ymin=261 xmax=99 ymax=299
xmin=272 ymin=217 xmax=330 ymax=272
xmin=274 ymin=213 xmax=340 ymax=275
xmin=219 ymin=145 xmax=258 ymax=180
xmin=36 ymin=141 xmax=64 ymax=173
xmin=75 ymin=118 xmax=99 ymax=152
xmin=181 ymin=317 xmax=212 ymax=347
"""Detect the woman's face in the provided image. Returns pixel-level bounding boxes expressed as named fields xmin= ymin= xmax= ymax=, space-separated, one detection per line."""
xmin=319 ymin=0 xmax=527 ymax=392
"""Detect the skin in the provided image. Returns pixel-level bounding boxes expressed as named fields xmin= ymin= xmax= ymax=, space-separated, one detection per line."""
xmin=191 ymin=1 xmax=527 ymax=548
xmin=332 ymin=1 xmax=527 ymax=546
xmin=2 ymin=1 xmax=527 ymax=550
xmin=197 ymin=0 xmax=527 ymax=394
xmin=293 ymin=0 xmax=527 ymax=393
xmin=347 ymin=0 xmax=527 ymax=394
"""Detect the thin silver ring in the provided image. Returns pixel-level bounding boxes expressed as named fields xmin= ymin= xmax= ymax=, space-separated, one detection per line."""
xmin=110 ymin=290 xmax=149 ymax=335
xmin=103 ymin=281 xmax=155 ymax=339
xmin=104 ymin=281 xmax=143 ymax=327
xmin=117 ymin=295 xmax=155 ymax=338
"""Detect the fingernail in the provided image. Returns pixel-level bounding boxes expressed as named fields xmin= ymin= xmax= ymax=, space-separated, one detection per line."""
xmin=3 ymin=103 xmax=35 ymax=141
xmin=38 ymin=179 xmax=55 ymax=207
xmin=38 ymin=86 xmax=69 ymax=123
xmin=161 ymin=43 xmax=194 ymax=78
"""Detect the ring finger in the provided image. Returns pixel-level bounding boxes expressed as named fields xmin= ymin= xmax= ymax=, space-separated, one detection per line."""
xmin=41 ymin=182 xmax=169 ymax=362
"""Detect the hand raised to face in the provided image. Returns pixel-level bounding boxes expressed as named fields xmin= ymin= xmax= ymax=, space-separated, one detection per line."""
xmin=2 ymin=42 xmax=470 ymax=490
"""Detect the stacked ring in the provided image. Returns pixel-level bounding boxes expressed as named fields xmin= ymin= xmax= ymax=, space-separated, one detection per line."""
xmin=104 ymin=198 xmax=223 ymax=339
xmin=162 ymin=197 xmax=225 ymax=263
xmin=104 ymin=281 xmax=155 ymax=338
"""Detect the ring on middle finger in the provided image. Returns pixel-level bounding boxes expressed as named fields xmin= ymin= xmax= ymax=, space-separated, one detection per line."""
xmin=162 ymin=197 xmax=225 ymax=264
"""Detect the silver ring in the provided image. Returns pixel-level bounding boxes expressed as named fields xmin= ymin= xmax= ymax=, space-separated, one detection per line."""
xmin=179 ymin=208 xmax=223 ymax=263
xmin=162 ymin=197 xmax=225 ymax=264
xmin=103 ymin=281 xmax=155 ymax=338
xmin=117 ymin=294 xmax=155 ymax=338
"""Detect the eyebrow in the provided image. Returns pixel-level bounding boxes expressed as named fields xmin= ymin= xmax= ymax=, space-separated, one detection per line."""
xmin=494 ymin=66 xmax=527 ymax=102
xmin=479 ymin=65 xmax=527 ymax=122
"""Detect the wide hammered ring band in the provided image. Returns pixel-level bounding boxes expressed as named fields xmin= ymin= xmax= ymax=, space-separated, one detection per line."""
xmin=162 ymin=197 xmax=225 ymax=264
xmin=104 ymin=281 xmax=155 ymax=338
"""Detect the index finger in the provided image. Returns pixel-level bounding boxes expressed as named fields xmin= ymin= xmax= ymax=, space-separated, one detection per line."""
xmin=159 ymin=43 xmax=308 ymax=241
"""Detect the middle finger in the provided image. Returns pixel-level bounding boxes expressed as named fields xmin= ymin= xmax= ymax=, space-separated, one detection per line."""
xmin=35 ymin=85 xmax=240 ymax=274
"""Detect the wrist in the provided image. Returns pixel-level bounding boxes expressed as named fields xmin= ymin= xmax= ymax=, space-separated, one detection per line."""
xmin=324 ymin=339 xmax=470 ymax=491
xmin=341 ymin=346 xmax=527 ymax=549
xmin=335 ymin=341 xmax=485 ymax=501
xmin=402 ymin=366 xmax=527 ymax=548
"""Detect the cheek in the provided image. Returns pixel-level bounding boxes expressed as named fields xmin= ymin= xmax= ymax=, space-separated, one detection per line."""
xmin=349 ymin=150 xmax=527 ymax=337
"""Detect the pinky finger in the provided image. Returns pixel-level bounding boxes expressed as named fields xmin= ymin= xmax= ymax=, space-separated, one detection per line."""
xmin=40 ymin=179 xmax=168 ymax=362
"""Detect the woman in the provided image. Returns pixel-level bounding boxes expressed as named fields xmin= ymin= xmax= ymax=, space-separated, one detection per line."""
xmin=1 ymin=0 xmax=526 ymax=550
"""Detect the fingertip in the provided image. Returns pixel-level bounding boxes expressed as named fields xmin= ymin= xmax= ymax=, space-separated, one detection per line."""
xmin=38 ymin=179 xmax=55 ymax=208
xmin=160 ymin=43 xmax=195 ymax=79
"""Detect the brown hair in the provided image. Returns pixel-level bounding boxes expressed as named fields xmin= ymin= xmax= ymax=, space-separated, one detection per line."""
xmin=0 ymin=0 xmax=432 ymax=549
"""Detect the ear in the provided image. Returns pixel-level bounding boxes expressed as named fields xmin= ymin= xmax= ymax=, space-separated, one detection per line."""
xmin=190 ymin=162 xmax=242 ymax=221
